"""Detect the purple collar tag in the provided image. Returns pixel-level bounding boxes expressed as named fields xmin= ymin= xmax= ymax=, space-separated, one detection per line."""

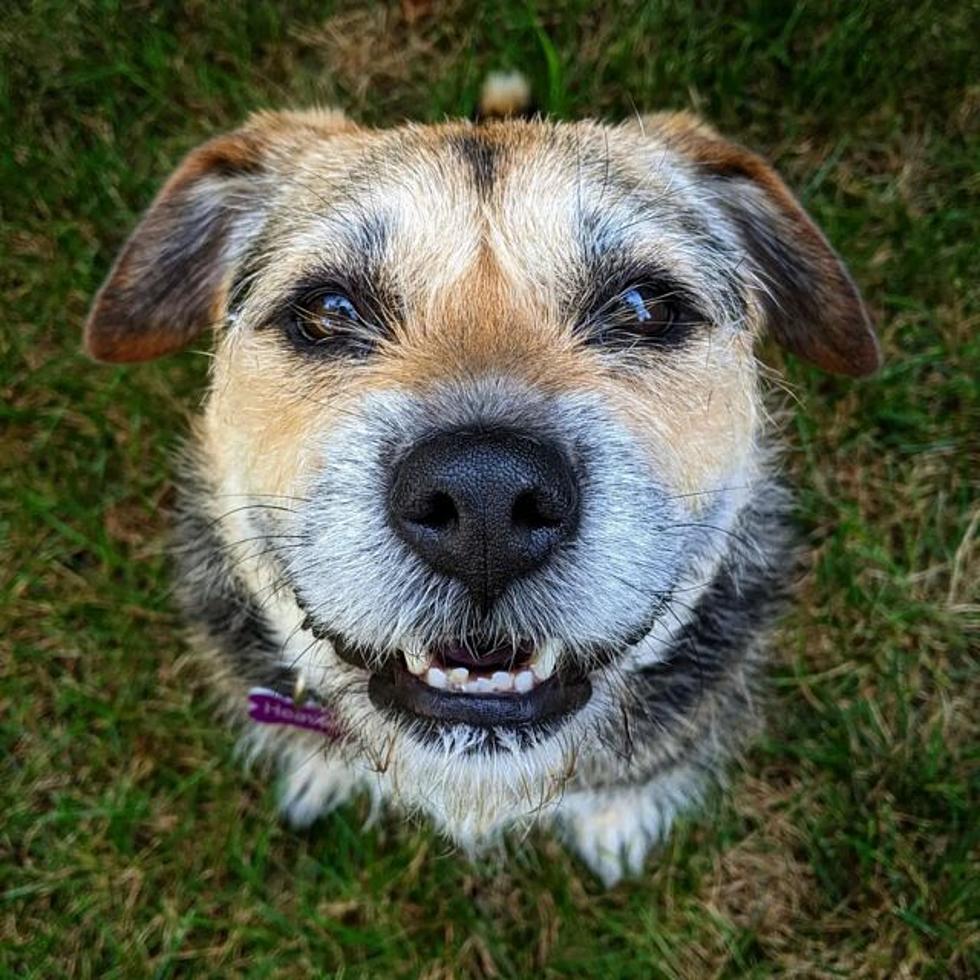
xmin=248 ymin=688 xmax=345 ymax=739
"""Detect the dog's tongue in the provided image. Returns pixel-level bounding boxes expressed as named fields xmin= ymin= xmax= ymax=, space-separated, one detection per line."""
xmin=436 ymin=639 xmax=533 ymax=671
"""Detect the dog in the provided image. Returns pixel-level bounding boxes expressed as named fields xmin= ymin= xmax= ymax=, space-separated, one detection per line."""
xmin=84 ymin=73 xmax=879 ymax=885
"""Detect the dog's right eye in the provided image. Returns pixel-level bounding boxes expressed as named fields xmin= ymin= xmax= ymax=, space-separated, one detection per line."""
xmin=291 ymin=291 xmax=363 ymax=346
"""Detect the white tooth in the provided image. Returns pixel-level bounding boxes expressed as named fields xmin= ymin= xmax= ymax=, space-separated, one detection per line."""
xmin=532 ymin=639 xmax=560 ymax=680
xmin=404 ymin=645 xmax=429 ymax=676
xmin=491 ymin=671 xmax=513 ymax=692
xmin=470 ymin=677 xmax=494 ymax=694
xmin=448 ymin=667 xmax=469 ymax=688
xmin=425 ymin=667 xmax=447 ymax=690
xmin=514 ymin=670 xmax=535 ymax=693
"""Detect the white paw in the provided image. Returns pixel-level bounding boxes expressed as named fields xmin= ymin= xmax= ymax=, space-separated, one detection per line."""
xmin=278 ymin=749 xmax=361 ymax=829
xmin=556 ymin=769 xmax=701 ymax=886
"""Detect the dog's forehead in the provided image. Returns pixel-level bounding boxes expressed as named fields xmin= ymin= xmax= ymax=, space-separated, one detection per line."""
xmin=258 ymin=120 xmax=722 ymax=302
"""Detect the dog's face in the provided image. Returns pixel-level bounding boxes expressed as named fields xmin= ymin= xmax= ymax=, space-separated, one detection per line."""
xmin=85 ymin=109 xmax=878 ymax=838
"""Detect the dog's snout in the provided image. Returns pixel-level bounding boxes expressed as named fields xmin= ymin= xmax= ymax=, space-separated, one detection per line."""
xmin=388 ymin=428 xmax=579 ymax=606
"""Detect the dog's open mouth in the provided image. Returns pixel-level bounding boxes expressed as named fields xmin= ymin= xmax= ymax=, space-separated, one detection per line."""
xmin=400 ymin=638 xmax=559 ymax=693
xmin=328 ymin=633 xmax=592 ymax=729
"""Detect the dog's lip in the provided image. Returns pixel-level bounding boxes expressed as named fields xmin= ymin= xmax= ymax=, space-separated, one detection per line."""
xmin=367 ymin=658 xmax=591 ymax=729
xmin=325 ymin=627 xmax=648 ymax=674
xmin=326 ymin=631 xmax=590 ymax=728
xmin=300 ymin=589 xmax=662 ymax=730
xmin=430 ymin=637 xmax=536 ymax=671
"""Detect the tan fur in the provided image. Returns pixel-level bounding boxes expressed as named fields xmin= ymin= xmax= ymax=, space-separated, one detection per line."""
xmin=85 ymin=101 xmax=876 ymax=880
xmin=202 ymin=252 xmax=757 ymax=509
xmin=155 ymin=114 xmax=776 ymax=510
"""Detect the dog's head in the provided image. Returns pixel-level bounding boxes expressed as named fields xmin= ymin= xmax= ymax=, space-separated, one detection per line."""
xmin=86 ymin=108 xmax=878 ymax=838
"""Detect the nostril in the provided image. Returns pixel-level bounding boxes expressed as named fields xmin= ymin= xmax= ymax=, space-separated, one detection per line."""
xmin=511 ymin=490 xmax=562 ymax=532
xmin=410 ymin=490 xmax=459 ymax=532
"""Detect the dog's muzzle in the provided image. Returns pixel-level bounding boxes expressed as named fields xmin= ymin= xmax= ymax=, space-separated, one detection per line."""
xmin=291 ymin=418 xmax=669 ymax=735
xmin=308 ymin=426 xmax=597 ymax=731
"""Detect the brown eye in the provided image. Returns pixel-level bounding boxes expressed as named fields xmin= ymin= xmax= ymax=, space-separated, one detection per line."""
xmin=618 ymin=286 xmax=678 ymax=334
xmin=588 ymin=282 xmax=704 ymax=350
xmin=293 ymin=291 xmax=361 ymax=344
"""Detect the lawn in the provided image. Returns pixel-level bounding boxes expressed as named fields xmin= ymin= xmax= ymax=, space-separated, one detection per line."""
xmin=1 ymin=1 xmax=977 ymax=976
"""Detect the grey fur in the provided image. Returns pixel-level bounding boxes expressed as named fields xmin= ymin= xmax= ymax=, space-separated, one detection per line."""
xmin=101 ymin=110 xmax=851 ymax=886
xmin=172 ymin=379 xmax=793 ymax=882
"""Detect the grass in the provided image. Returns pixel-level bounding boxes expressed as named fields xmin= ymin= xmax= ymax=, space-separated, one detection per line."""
xmin=1 ymin=0 xmax=977 ymax=976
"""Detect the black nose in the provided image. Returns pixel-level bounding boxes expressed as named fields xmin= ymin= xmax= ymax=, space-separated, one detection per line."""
xmin=388 ymin=429 xmax=580 ymax=607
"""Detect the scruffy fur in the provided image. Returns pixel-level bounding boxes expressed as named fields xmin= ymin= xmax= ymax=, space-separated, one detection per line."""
xmin=85 ymin=76 xmax=878 ymax=885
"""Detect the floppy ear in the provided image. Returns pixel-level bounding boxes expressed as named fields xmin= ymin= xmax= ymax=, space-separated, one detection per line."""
xmin=645 ymin=112 xmax=881 ymax=377
xmin=84 ymin=109 xmax=354 ymax=363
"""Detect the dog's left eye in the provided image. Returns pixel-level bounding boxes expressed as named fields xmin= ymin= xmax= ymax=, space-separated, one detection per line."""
xmin=613 ymin=286 xmax=684 ymax=336
xmin=292 ymin=291 xmax=362 ymax=344
xmin=584 ymin=282 xmax=702 ymax=349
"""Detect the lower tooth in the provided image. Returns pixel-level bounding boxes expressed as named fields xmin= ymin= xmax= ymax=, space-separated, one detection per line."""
xmin=514 ymin=670 xmax=535 ymax=693
xmin=470 ymin=677 xmax=494 ymax=694
xmin=490 ymin=670 xmax=513 ymax=692
xmin=448 ymin=667 xmax=469 ymax=688
xmin=425 ymin=666 xmax=447 ymax=689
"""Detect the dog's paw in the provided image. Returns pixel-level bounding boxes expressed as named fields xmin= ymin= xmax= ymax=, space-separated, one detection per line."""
xmin=556 ymin=769 xmax=701 ymax=887
xmin=277 ymin=751 xmax=361 ymax=829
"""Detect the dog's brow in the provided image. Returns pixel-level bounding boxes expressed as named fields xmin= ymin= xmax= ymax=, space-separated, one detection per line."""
xmin=446 ymin=132 xmax=497 ymax=198
xmin=344 ymin=209 xmax=390 ymax=266
xmin=233 ymin=210 xmax=395 ymax=325
xmin=573 ymin=206 xmax=748 ymax=328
